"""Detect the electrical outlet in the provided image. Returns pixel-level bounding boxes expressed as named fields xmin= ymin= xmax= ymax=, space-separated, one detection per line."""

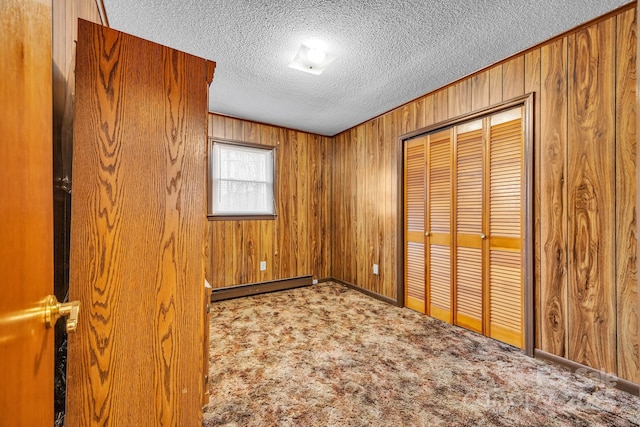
xmin=312 ymin=279 xmax=318 ymax=284
xmin=373 ymin=264 xmax=379 ymax=275
xmin=260 ymin=261 xmax=267 ymax=271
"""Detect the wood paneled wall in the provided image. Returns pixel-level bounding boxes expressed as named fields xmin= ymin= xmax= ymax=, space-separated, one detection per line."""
xmin=206 ymin=114 xmax=332 ymax=288
xmin=332 ymin=5 xmax=638 ymax=384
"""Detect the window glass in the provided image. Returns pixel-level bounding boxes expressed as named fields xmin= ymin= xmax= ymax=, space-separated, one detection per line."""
xmin=210 ymin=141 xmax=276 ymax=217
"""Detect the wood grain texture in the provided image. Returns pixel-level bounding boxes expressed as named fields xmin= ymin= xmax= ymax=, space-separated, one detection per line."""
xmin=616 ymin=8 xmax=639 ymax=384
xmin=434 ymin=89 xmax=449 ymax=124
xmin=524 ymin=48 xmax=542 ymax=349
xmin=540 ymin=38 xmax=569 ymax=357
xmin=367 ymin=121 xmax=381 ymax=293
xmin=1 ymin=0 xmax=54 ymax=424
xmin=327 ymin=5 xmax=638 ymax=384
xmin=448 ymin=79 xmax=472 ymax=118
xmin=355 ymin=125 xmax=366 ymax=286
xmin=207 ymin=115 xmax=331 ymax=287
xmin=489 ymin=64 xmax=503 ymax=105
xmin=68 ymin=20 xmax=212 ymax=425
xmin=471 ymin=71 xmax=490 ymax=112
xmin=502 ymin=56 xmax=525 ymax=100
xmin=567 ymin=18 xmax=616 ymax=374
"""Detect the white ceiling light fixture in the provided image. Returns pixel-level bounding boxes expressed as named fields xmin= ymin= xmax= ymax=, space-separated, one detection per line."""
xmin=288 ymin=43 xmax=335 ymax=76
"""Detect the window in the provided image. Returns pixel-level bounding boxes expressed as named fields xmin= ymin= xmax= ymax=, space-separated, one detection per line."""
xmin=208 ymin=139 xmax=276 ymax=219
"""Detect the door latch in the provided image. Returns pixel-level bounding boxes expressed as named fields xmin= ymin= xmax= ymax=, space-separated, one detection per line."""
xmin=44 ymin=295 xmax=80 ymax=332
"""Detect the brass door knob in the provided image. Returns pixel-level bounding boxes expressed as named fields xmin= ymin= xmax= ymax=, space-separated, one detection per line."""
xmin=44 ymin=295 xmax=80 ymax=332
xmin=425 ymin=232 xmax=430 ymax=236
xmin=480 ymin=234 xmax=486 ymax=240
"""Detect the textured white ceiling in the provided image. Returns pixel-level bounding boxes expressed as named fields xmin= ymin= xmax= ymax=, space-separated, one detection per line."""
xmin=103 ymin=0 xmax=630 ymax=136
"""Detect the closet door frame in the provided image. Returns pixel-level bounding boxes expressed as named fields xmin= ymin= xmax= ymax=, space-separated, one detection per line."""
xmin=398 ymin=93 xmax=534 ymax=356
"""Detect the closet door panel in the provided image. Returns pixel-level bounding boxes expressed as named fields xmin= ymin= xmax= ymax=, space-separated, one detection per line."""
xmin=404 ymin=137 xmax=427 ymax=313
xmin=427 ymin=129 xmax=453 ymax=323
xmin=455 ymin=120 xmax=484 ymax=333
xmin=487 ymin=108 xmax=524 ymax=349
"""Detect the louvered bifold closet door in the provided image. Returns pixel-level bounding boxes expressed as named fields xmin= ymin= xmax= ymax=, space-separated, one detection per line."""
xmin=426 ymin=129 xmax=453 ymax=323
xmin=404 ymin=137 xmax=427 ymax=313
xmin=486 ymin=107 xmax=525 ymax=349
xmin=454 ymin=120 xmax=484 ymax=333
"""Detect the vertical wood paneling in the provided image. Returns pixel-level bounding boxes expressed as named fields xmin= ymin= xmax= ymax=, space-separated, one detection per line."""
xmin=309 ymin=134 xmax=321 ymax=279
xmin=616 ymin=8 xmax=639 ymax=383
xmin=540 ymin=38 xmax=569 ymax=357
xmin=382 ymin=112 xmax=397 ymax=295
xmin=524 ymin=48 xmax=542 ymax=349
xmin=321 ymin=136 xmax=332 ymax=278
xmin=567 ymin=19 xmax=616 ymax=374
xmin=415 ymin=97 xmax=427 ymax=130
xmin=423 ymin=94 xmax=435 ymax=127
xmin=259 ymin=125 xmax=275 ymax=282
xmin=331 ymin=4 xmax=637 ymax=385
xmin=355 ymin=125 xmax=366 ymax=285
xmin=471 ymin=70 xmax=490 ymax=112
xmin=207 ymin=114 xmax=329 ymax=287
xmin=297 ymin=132 xmax=310 ymax=276
xmin=243 ymin=122 xmax=260 ymax=284
xmin=502 ymin=56 xmax=525 ymax=100
xmin=376 ymin=117 xmax=388 ymax=294
xmin=367 ymin=120 xmax=380 ymax=293
xmin=389 ymin=111 xmax=400 ymax=299
xmin=434 ymin=89 xmax=448 ymax=124
xmin=448 ymin=79 xmax=472 ymax=118
xmin=489 ymin=64 xmax=503 ymax=105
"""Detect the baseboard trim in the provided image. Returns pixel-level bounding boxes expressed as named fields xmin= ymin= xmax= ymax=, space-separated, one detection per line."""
xmin=210 ymin=276 xmax=313 ymax=302
xmin=330 ymin=278 xmax=398 ymax=306
xmin=534 ymin=349 xmax=640 ymax=396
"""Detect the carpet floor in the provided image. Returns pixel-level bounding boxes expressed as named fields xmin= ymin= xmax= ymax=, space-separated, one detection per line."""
xmin=202 ymin=282 xmax=640 ymax=427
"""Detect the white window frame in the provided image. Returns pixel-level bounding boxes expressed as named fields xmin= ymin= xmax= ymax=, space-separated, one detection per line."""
xmin=208 ymin=138 xmax=277 ymax=220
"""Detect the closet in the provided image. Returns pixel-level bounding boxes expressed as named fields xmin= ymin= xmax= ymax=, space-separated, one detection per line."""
xmin=404 ymin=102 xmax=530 ymax=350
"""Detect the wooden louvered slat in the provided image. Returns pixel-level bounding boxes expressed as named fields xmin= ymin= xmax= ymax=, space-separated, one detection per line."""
xmin=405 ymin=139 xmax=426 ymax=233
xmin=487 ymin=108 xmax=524 ymax=349
xmin=426 ymin=129 xmax=452 ymax=324
xmin=404 ymin=137 xmax=426 ymax=313
xmin=455 ymin=247 xmax=482 ymax=332
xmin=489 ymin=248 xmax=523 ymax=345
xmin=454 ymin=121 xmax=484 ymax=333
xmin=456 ymin=126 xmax=483 ymax=235
xmin=429 ymin=132 xmax=451 ymax=233
xmin=429 ymin=245 xmax=451 ymax=322
xmin=406 ymin=242 xmax=425 ymax=313
xmin=490 ymin=116 xmax=522 ymax=239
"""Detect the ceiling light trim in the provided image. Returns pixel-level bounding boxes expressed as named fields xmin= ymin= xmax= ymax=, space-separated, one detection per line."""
xmin=288 ymin=44 xmax=335 ymax=76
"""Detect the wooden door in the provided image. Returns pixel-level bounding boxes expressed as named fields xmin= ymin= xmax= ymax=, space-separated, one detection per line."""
xmin=485 ymin=107 xmax=525 ymax=348
xmin=453 ymin=119 xmax=484 ymax=333
xmin=404 ymin=137 xmax=427 ymax=313
xmin=67 ymin=20 xmax=214 ymax=426
xmin=0 ymin=0 xmax=55 ymax=424
xmin=426 ymin=129 xmax=453 ymax=323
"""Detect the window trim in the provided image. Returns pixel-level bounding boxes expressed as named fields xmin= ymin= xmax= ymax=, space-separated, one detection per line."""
xmin=207 ymin=137 xmax=278 ymax=221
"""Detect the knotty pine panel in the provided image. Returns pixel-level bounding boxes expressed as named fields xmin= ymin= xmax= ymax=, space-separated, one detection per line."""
xmin=616 ymin=8 xmax=639 ymax=384
xmin=331 ymin=5 xmax=637 ymax=384
xmin=567 ymin=18 xmax=617 ymax=374
xmin=206 ymin=114 xmax=331 ymax=288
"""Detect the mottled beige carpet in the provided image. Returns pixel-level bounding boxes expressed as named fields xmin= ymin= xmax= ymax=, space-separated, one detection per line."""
xmin=202 ymin=282 xmax=640 ymax=427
